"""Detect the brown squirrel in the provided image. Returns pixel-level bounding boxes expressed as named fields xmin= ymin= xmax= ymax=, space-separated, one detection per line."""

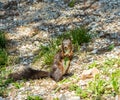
xmin=8 ymin=39 xmax=73 ymax=82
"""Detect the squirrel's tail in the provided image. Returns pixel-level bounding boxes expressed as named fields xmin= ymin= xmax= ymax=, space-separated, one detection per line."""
xmin=8 ymin=67 xmax=49 ymax=81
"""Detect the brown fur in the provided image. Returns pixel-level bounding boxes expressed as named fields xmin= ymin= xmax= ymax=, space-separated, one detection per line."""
xmin=61 ymin=39 xmax=73 ymax=74
xmin=8 ymin=39 xmax=73 ymax=82
xmin=8 ymin=67 xmax=49 ymax=81
xmin=50 ymin=51 xmax=63 ymax=81
xmin=62 ymin=38 xmax=73 ymax=59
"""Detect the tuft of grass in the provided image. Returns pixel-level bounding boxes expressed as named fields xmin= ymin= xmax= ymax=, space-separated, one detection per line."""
xmin=70 ymin=27 xmax=92 ymax=45
xmin=88 ymin=74 xmax=106 ymax=96
xmin=33 ymin=39 xmax=61 ymax=66
xmin=108 ymin=44 xmax=114 ymax=51
xmin=69 ymin=84 xmax=79 ymax=91
xmin=12 ymin=82 xmax=24 ymax=89
xmin=88 ymin=61 xmax=98 ymax=68
xmin=68 ymin=0 xmax=76 ymax=7
xmin=0 ymin=64 xmax=13 ymax=97
xmin=58 ymin=27 xmax=91 ymax=46
xmin=26 ymin=95 xmax=43 ymax=100
xmin=0 ymin=31 xmax=6 ymax=49
xmin=110 ymin=70 xmax=120 ymax=95
xmin=57 ymin=27 xmax=92 ymax=51
xmin=0 ymin=49 xmax=8 ymax=65
xmin=53 ymin=98 xmax=59 ymax=100
xmin=0 ymin=74 xmax=13 ymax=97
xmin=0 ymin=31 xmax=12 ymax=97
xmin=69 ymin=84 xmax=88 ymax=98
xmin=33 ymin=27 xmax=92 ymax=68
xmin=0 ymin=31 xmax=8 ymax=66
xmin=63 ymin=57 xmax=120 ymax=99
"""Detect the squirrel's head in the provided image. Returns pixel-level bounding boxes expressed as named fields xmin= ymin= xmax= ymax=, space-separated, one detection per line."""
xmin=62 ymin=38 xmax=72 ymax=55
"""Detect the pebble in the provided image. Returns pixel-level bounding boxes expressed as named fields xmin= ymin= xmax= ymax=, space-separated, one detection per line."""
xmin=59 ymin=94 xmax=80 ymax=100
xmin=59 ymin=94 xmax=66 ymax=100
xmin=0 ymin=97 xmax=4 ymax=100
xmin=69 ymin=96 xmax=80 ymax=100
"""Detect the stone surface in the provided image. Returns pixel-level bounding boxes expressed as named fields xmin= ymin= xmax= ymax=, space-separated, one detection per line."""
xmin=81 ymin=68 xmax=99 ymax=80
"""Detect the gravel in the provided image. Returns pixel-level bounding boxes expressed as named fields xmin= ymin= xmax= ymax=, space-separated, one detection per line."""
xmin=0 ymin=0 xmax=120 ymax=99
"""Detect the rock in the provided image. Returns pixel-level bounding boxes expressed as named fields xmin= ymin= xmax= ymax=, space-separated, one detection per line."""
xmin=59 ymin=94 xmax=66 ymax=100
xmin=0 ymin=10 xmax=5 ymax=18
xmin=69 ymin=96 xmax=80 ymax=100
xmin=3 ymin=0 xmax=18 ymax=9
xmin=81 ymin=68 xmax=99 ymax=80
xmin=59 ymin=94 xmax=80 ymax=100
xmin=115 ymin=95 xmax=120 ymax=100
xmin=91 ymin=49 xmax=98 ymax=54
xmin=0 ymin=97 xmax=4 ymax=100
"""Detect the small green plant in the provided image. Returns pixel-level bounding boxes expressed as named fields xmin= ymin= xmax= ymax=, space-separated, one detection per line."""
xmin=0 ymin=49 xmax=8 ymax=65
xmin=68 ymin=0 xmax=76 ymax=7
xmin=53 ymin=98 xmax=59 ymax=100
xmin=69 ymin=84 xmax=88 ymax=98
xmin=88 ymin=61 xmax=98 ymax=68
xmin=33 ymin=39 xmax=61 ymax=66
xmin=27 ymin=95 xmax=43 ymax=100
xmin=13 ymin=82 xmax=24 ymax=89
xmin=33 ymin=27 xmax=92 ymax=69
xmin=108 ymin=44 xmax=114 ymax=51
xmin=110 ymin=70 xmax=120 ymax=95
xmin=0 ymin=31 xmax=8 ymax=66
xmin=58 ymin=27 xmax=92 ymax=51
xmin=0 ymin=58 xmax=12 ymax=97
xmin=69 ymin=84 xmax=79 ymax=91
xmin=0 ymin=31 xmax=6 ymax=49
xmin=104 ymin=59 xmax=115 ymax=66
xmin=0 ymin=75 xmax=13 ymax=97
xmin=59 ymin=27 xmax=92 ymax=48
xmin=40 ymin=39 xmax=61 ymax=65
xmin=0 ymin=87 xmax=8 ymax=97
xmin=101 ymin=59 xmax=119 ymax=75
xmin=88 ymin=75 xmax=106 ymax=97
xmin=70 ymin=27 xmax=91 ymax=45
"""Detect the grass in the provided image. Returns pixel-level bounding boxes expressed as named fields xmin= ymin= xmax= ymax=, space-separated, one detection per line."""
xmin=58 ymin=27 xmax=92 ymax=45
xmin=33 ymin=39 xmax=61 ymax=67
xmin=0 ymin=78 xmax=11 ymax=97
xmin=68 ymin=0 xmax=76 ymax=7
xmin=69 ymin=84 xmax=88 ymax=98
xmin=33 ymin=27 xmax=92 ymax=67
xmin=12 ymin=82 xmax=24 ymax=89
xmin=88 ymin=75 xmax=106 ymax=97
xmin=108 ymin=44 xmax=114 ymax=51
xmin=0 ymin=27 xmax=119 ymax=99
xmin=110 ymin=70 xmax=120 ymax=94
xmin=0 ymin=31 xmax=6 ymax=49
xmin=26 ymin=95 xmax=43 ymax=100
xmin=0 ymin=31 xmax=8 ymax=66
xmin=67 ymin=58 xmax=120 ymax=99
xmin=0 ymin=30 xmax=12 ymax=97
xmin=0 ymin=49 xmax=8 ymax=65
xmin=0 ymin=30 xmax=21 ymax=97
xmin=70 ymin=27 xmax=92 ymax=45
xmin=2 ymin=27 xmax=93 ymax=97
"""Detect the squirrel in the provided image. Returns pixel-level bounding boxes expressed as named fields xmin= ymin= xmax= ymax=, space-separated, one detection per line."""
xmin=8 ymin=39 xmax=73 ymax=82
